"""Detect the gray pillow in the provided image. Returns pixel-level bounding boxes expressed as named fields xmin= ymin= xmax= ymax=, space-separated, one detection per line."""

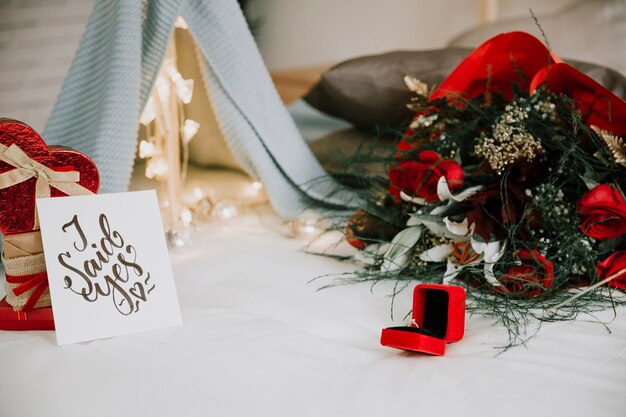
xmin=304 ymin=48 xmax=626 ymax=130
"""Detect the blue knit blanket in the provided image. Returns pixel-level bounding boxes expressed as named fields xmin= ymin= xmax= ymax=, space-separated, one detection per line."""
xmin=43 ymin=0 xmax=358 ymax=219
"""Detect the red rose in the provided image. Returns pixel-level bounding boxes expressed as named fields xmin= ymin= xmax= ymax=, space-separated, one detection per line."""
xmin=345 ymin=210 xmax=372 ymax=249
xmin=596 ymin=251 xmax=626 ymax=290
xmin=498 ymin=249 xmax=554 ymax=296
xmin=388 ymin=151 xmax=463 ymax=202
xmin=576 ymin=184 xmax=626 ymax=240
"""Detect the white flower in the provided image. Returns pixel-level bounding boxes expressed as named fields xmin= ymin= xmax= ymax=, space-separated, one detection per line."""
xmin=353 ymin=226 xmax=425 ymax=272
xmin=418 ymin=238 xmax=506 ymax=285
xmin=383 ymin=175 xmax=504 ymax=286
xmin=400 ymin=191 xmax=427 ymax=206
xmin=407 ymin=176 xmax=482 ymax=235
xmin=401 ymin=176 xmax=482 ymax=207
xmin=436 ymin=176 xmax=482 ymax=204
xmin=407 ymin=213 xmax=458 ymax=239
xmin=470 ymin=237 xmax=507 ymax=286
xmin=406 ymin=176 xmax=505 ymax=286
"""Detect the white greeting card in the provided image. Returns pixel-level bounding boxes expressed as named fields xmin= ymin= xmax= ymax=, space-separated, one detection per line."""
xmin=37 ymin=190 xmax=182 ymax=345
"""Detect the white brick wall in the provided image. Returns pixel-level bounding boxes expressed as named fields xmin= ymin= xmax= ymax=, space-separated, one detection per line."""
xmin=0 ymin=0 xmax=95 ymax=132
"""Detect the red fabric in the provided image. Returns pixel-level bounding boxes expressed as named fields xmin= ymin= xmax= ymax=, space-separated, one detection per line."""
xmin=0 ymin=297 xmax=54 ymax=331
xmin=596 ymin=251 xmax=626 ymax=290
xmin=430 ymin=31 xmax=560 ymax=102
xmin=530 ymin=63 xmax=626 ymax=136
xmin=0 ymin=118 xmax=100 ymax=235
xmin=576 ymin=184 xmax=626 ymax=240
xmin=388 ymin=151 xmax=463 ymax=202
xmin=412 ymin=31 xmax=625 ymax=139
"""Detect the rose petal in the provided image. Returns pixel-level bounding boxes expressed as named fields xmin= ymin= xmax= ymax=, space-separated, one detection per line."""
xmin=436 ymin=176 xmax=482 ymax=203
xmin=400 ymin=191 xmax=427 ymax=205
xmin=419 ymin=244 xmax=454 ymax=262
xmin=418 ymin=150 xmax=441 ymax=164
xmin=471 ymin=238 xmax=506 ymax=262
xmin=443 ymin=217 xmax=470 ymax=236
xmin=596 ymin=251 xmax=626 ymax=289
xmin=577 ymin=184 xmax=626 ymax=239
xmin=483 ymin=262 xmax=501 ymax=287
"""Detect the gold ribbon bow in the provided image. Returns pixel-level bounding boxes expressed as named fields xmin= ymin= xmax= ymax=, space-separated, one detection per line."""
xmin=0 ymin=142 xmax=94 ymax=229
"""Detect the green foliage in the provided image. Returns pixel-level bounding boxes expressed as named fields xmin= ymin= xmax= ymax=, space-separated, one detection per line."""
xmin=317 ymin=85 xmax=626 ymax=348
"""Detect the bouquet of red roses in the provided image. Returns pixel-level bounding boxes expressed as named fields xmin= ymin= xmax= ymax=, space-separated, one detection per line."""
xmin=341 ymin=32 xmax=626 ymax=335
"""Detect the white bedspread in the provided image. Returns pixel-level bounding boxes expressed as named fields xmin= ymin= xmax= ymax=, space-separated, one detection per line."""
xmin=1 ymin=171 xmax=625 ymax=416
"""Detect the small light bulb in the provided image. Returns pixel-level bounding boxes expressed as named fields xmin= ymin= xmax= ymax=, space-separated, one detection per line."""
xmin=215 ymin=200 xmax=240 ymax=221
xmin=251 ymin=181 xmax=263 ymax=191
xmin=166 ymin=223 xmax=196 ymax=248
xmin=181 ymin=208 xmax=193 ymax=226
xmin=155 ymin=75 xmax=170 ymax=103
xmin=193 ymin=187 xmax=205 ymax=200
xmin=295 ymin=212 xmax=320 ymax=237
xmin=145 ymin=157 xmax=169 ymax=179
xmin=175 ymin=16 xmax=189 ymax=29
xmin=178 ymin=79 xmax=194 ymax=104
xmin=139 ymin=140 xmax=156 ymax=158
xmin=140 ymin=96 xmax=157 ymax=125
xmin=195 ymin=197 xmax=214 ymax=219
xmin=166 ymin=65 xmax=194 ymax=104
xmin=182 ymin=119 xmax=200 ymax=143
xmin=166 ymin=64 xmax=182 ymax=82
xmin=301 ymin=225 xmax=317 ymax=235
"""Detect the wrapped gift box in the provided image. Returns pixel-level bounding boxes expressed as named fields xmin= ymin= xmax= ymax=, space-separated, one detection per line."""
xmin=0 ymin=118 xmax=100 ymax=330
xmin=0 ymin=118 xmax=100 ymax=235
xmin=3 ymin=230 xmax=51 ymax=311
xmin=0 ymin=297 xmax=54 ymax=330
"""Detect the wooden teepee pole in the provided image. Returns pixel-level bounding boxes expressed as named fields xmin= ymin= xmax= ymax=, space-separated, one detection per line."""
xmin=163 ymin=39 xmax=182 ymax=229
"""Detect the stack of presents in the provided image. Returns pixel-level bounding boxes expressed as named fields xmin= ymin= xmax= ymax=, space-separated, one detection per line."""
xmin=0 ymin=118 xmax=99 ymax=330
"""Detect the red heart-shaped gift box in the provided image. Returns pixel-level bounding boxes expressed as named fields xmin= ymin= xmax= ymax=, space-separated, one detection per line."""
xmin=0 ymin=118 xmax=100 ymax=235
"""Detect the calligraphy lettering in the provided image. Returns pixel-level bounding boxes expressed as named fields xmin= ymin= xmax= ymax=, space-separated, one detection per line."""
xmin=57 ymin=213 xmax=155 ymax=315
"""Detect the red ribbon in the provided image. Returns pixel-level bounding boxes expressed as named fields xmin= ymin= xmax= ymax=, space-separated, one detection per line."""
xmin=5 ymin=271 xmax=49 ymax=312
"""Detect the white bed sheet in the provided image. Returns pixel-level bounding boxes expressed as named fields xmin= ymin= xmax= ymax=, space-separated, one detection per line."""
xmin=1 ymin=203 xmax=625 ymax=417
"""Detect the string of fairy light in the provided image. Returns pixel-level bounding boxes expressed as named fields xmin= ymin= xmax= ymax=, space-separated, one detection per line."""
xmin=137 ymin=17 xmax=320 ymax=247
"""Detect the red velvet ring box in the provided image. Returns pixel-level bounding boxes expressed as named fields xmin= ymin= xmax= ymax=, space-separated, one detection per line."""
xmin=380 ymin=284 xmax=465 ymax=356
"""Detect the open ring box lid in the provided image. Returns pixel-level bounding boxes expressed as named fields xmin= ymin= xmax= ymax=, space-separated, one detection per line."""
xmin=380 ymin=284 xmax=466 ymax=356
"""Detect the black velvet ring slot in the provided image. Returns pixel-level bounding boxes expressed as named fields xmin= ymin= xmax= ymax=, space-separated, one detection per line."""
xmin=422 ymin=289 xmax=449 ymax=338
xmin=388 ymin=289 xmax=450 ymax=340
xmin=385 ymin=326 xmax=445 ymax=339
